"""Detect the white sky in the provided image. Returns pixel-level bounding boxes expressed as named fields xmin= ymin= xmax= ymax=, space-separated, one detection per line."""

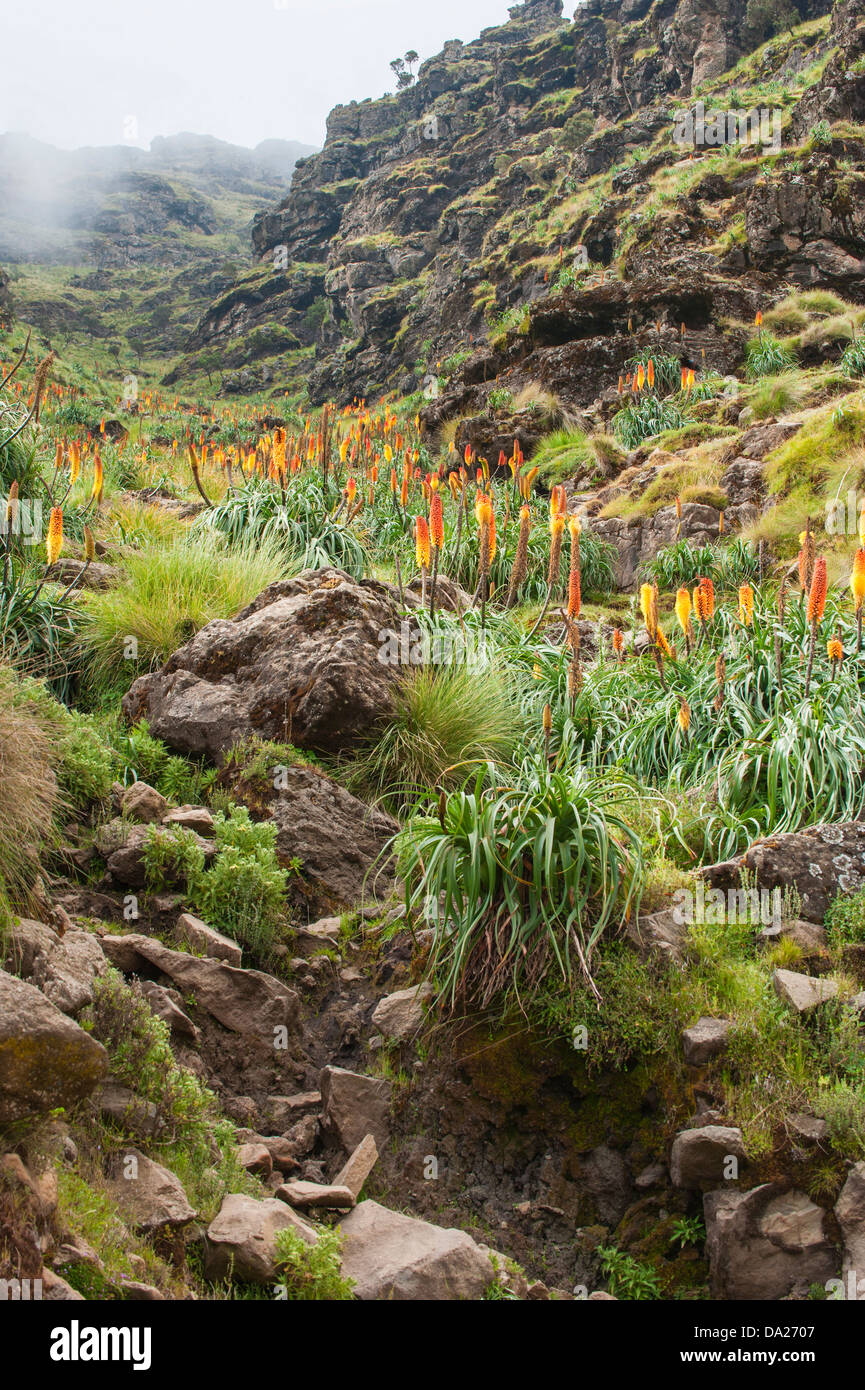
xmin=1 ymin=0 xmax=519 ymax=151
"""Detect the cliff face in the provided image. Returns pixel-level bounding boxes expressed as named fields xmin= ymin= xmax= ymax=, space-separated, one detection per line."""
xmin=176 ymin=0 xmax=857 ymax=401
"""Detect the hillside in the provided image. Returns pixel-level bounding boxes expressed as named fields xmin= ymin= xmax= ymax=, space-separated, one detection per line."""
xmin=172 ymin=0 xmax=862 ymax=409
xmin=2 ymin=0 xmax=865 ymax=1328
xmin=0 ymin=132 xmax=316 ymax=373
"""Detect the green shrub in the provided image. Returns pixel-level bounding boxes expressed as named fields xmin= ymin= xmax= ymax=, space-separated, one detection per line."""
xmin=273 ymin=1227 xmax=354 ymax=1300
xmin=825 ymin=888 xmax=865 ymax=947
xmin=397 ymin=757 xmax=643 ymax=1007
xmin=81 ymin=970 xmax=216 ymax=1149
xmin=143 ymin=825 xmax=207 ymax=891
xmin=194 ymin=807 xmax=287 ymax=955
xmin=598 ymin=1246 xmax=661 ymax=1300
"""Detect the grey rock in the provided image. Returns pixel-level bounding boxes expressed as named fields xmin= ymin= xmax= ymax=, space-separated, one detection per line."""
xmin=773 ymin=969 xmax=838 ymax=1014
xmin=333 ymin=1134 xmax=379 ymax=1199
xmin=175 ymin=912 xmax=242 ymax=966
xmin=370 ymin=983 xmax=434 ymax=1042
xmin=339 ymin=1200 xmax=493 ymax=1300
xmin=671 ymin=1126 xmax=746 ymax=1189
xmin=682 ymin=1017 xmax=730 ymax=1066
xmin=204 ymin=1193 xmax=316 ymax=1284
xmin=320 ymin=1066 xmax=391 ymax=1151
xmin=0 ymin=970 xmax=108 ymax=1123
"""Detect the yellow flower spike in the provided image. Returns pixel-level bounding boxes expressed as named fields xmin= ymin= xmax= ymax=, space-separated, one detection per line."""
xmin=738 ymin=583 xmax=754 ymax=627
xmin=675 ymin=586 xmax=692 ymax=636
xmin=46 ymin=506 xmax=63 ymax=566
xmin=677 ymin=698 xmax=691 ymax=735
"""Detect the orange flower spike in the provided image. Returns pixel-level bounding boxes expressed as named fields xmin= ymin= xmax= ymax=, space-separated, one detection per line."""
xmin=429 ymin=492 xmax=444 ymax=551
xmin=828 ymin=637 xmax=843 ymax=663
xmin=807 ymin=557 xmax=827 ymax=625
xmin=640 ymin=583 xmax=656 ymax=638
xmin=567 ymin=566 xmax=581 ymax=620
xmin=390 ymin=468 xmax=398 ymax=495
xmin=488 ymin=508 xmax=497 ymax=563
xmin=755 ymin=311 xmax=763 ymax=327
xmin=647 ymin=358 xmax=655 ymax=390
xmin=612 ymin=628 xmax=624 ymax=658
xmin=637 ymin=363 xmax=646 ymax=391
xmin=91 ymin=452 xmax=104 ymax=504
xmin=851 ymin=548 xmax=865 ymax=612
xmin=415 ymin=516 xmax=431 ymax=571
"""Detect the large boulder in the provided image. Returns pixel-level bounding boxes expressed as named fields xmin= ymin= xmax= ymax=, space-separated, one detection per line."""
xmin=105 ymin=1149 xmax=195 ymax=1234
xmin=204 ymin=1193 xmax=317 ymax=1283
xmin=670 ymin=1126 xmax=746 ymax=1190
xmin=704 ymin=1185 xmax=837 ymax=1300
xmin=266 ymin=764 xmax=397 ymax=910
xmin=0 ymin=971 xmax=109 ymax=1122
xmin=339 ymin=1200 xmax=493 ymax=1300
xmin=100 ymin=935 xmax=300 ymax=1039
xmin=320 ymin=1066 xmax=391 ymax=1152
xmin=121 ymin=568 xmax=416 ymax=759
xmin=700 ymin=822 xmax=865 ymax=925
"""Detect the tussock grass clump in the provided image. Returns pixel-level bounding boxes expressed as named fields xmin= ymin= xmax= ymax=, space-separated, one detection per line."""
xmin=532 ymin=428 xmax=627 ymax=488
xmin=745 ymin=331 xmax=797 ymax=380
xmin=78 ymin=533 xmax=288 ymax=698
xmin=346 ymin=659 xmax=525 ymax=811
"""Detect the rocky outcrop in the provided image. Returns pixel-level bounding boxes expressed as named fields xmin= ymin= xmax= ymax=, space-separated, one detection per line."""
xmin=0 ymin=970 xmax=108 ymax=1122
xmin=176 ymin=0 xmax=837 ymax=402
xmin=100 ymin=934 xmax=300 ymax=1040
xmin=704 ymin=1185 xmax=837 ymax=1300
xmin=122 ymin=568 xmax=413 ymax=759
xmin=701 ymin=821 xmax=865 ymax=924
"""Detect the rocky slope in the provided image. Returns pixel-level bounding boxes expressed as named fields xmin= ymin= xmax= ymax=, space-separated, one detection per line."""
xmin=172 ymin=0 xmax=862 ymax=401
xmin=4 ymin=567 xmax=865 ymax=1300
xmin=0 ymin=132 xmax=316 ymax=363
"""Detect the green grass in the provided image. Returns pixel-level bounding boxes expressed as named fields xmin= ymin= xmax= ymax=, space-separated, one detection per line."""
xmin=345 ymin=657 xmax=526 ymax=812
xmin=77 ymin=532 xmax=289 ymax=700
